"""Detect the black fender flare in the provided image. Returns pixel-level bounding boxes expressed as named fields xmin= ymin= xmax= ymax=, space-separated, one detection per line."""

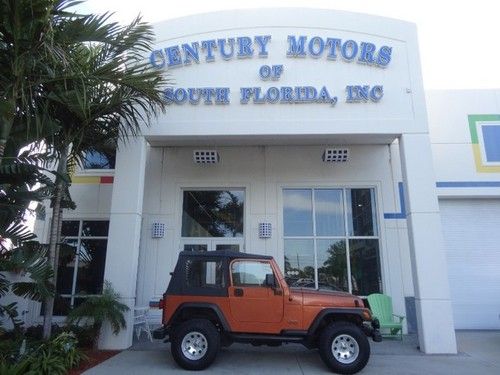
xmin=307 ymin=308 xmax=367 ymax=336
xmin=168 ymin=302 xmax=231 ymax=331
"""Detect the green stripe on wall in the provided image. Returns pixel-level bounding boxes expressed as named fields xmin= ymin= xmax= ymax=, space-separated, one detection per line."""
xmin=468 ymin=114 xmax=500 ymax=144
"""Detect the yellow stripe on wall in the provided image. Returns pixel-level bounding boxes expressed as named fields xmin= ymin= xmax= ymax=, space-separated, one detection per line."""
xmin=71 ymin=176 xmax=101 ymax=184
xmin=472 ymin=144 xmax=500 ymax=173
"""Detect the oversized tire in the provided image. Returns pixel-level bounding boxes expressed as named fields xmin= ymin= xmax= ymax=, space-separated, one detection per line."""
xmin=170 ymin=319 xmax=220 ymax=370
xmin=318 ymin=322 xmax=370 ymax=374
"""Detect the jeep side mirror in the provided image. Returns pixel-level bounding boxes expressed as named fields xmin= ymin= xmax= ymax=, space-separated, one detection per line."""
xmin=264 ymin=273 xmax=275 ymax=287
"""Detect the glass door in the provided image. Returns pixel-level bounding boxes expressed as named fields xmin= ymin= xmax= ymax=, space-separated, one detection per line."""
xmin=181 ymin=238 xmax=243 ymax=252
xmin=182 ymin=239 xmax=209 ymax=252
xmin=212 ymin=238 xmax=244 ymax=252
xmin=180 ymin=188 xmax=245 ymax=252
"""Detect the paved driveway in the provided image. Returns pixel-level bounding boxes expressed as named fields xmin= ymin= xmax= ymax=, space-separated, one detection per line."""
xmin=84 ymin=331 xmax=500 ymax=375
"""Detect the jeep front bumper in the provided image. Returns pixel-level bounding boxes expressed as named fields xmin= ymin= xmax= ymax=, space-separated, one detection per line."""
xmin=152 ymin=326 xmax=170 ymax=341
xmin=363 ymin=318 xmax=382 ymax=342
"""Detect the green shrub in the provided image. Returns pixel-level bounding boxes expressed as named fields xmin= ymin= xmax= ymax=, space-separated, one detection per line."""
xmin=0 ymin=336 xmax=23 ymax=364
xmin=25 ymin=323 xmax=64 ymax=341
xmin=0 ymin=358 xmax=33 ymax=375
xmin=67 ymin=324 xmax=98 ymax=348
xmin=0 ymin=331 xmax=87 ymax=375
xmin=66 ymin=281 xmax=129 ymax=347
xmin=26 ymin=350 xmax=67 ymax=375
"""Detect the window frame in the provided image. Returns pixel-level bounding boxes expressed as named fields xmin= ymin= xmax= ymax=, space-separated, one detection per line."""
xmin=281 ymin=186 xmax=382 ymax=296
xmin=81 ymin=149 xmax=116 ymax=171
xmin=53 ymin=219 xmax=109 ymax=315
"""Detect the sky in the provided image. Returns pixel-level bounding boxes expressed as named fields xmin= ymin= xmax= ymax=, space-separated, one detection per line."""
xmin=76 ymin=0 xmax=498 ymax=90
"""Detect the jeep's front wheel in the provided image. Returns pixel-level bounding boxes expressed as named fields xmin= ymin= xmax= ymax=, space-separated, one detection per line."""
xmin=171 ymin=319 xmax=220 ymax=370
xmin=318 ymin=322 xmax=370 ymax=374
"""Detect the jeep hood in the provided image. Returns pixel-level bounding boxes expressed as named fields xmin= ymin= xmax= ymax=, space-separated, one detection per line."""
xmin=291 ymin=287 xmax=365 ymax=308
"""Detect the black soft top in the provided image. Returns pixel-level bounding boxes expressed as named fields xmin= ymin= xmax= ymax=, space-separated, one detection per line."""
xmin=178 ymin=250 xmax=272 ymax=261
xmin=167 ymin=251 xmax=273 ymax=297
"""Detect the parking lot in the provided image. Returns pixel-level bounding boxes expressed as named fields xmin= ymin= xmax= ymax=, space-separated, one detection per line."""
xmin=84 ymin=331 xmax=500 ymax=374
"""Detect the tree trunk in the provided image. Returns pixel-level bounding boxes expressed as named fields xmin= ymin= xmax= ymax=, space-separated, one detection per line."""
xmin=0 ymin=93 xmax=17 ymax=166
xmin=42 ymin=145 xmax=69 ymax=339
xmin=0 ymin=138 xmax=6 ymax=164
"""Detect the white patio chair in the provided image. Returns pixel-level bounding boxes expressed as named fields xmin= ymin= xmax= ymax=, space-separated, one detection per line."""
xmin=133 ymin=306 xmax=153 ymax=342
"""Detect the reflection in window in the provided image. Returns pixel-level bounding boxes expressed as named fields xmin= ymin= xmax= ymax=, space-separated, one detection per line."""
xmin=83 ymin=149 xmax=116 ymax=170
xmin=51 ymin=220 xmax=109 ymax=316
xmin=315 ymin=189 xmax=344 ymax=236
xmin=283 ymin=188 xmax=381 ymax=296
xmin=81 ymin=221 xmax=109 ymax=237
xmin=215 ymin=244 xmax=240 ymax=252
xmin=184 ymin=244 xmax=208 ymax=252
xmin=61 ymin=221 xmax=79 ymax=237
xmin=76 ymin=240 xmax=107 ymax=294
xmin=284 ymin=239 xmax=315 ymax=287
xmin=182 ymin=190 xmax=244 ymax=237
xmin=283 ymin=189 xmax=313 ymax=236
xmin=317 ymin=239 xmax=348 ymax=292
xmin=185 ymin=260 xmax=224 ymax=288
xmin=56 ymin=239 xmax=78 ymax=296
xmin=231 ymin=261 xmax=273 ymax=287
xmin=347 ymin=189 xmax=377 ymax=236
xmin=349 ymin=239 xmax=381 ymax=296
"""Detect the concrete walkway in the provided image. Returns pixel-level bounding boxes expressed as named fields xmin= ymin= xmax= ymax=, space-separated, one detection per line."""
xmin=84 ymin=331 xmax=500 ymax=374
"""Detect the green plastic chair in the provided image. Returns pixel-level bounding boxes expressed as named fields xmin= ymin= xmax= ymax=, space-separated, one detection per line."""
xmin=367 ymin=293 xmax=405 ymax=340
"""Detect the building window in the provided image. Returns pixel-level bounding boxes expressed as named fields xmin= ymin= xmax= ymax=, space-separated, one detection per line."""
xmin=182 ymin=190 xmax=244 ymax=237
xmin=82 ymin=149 xmax=116 ymax=170
xmin=283 ymin=188 xmax=381 ymax=296
xmin=51 ymin=220 xmax=109 ymax=315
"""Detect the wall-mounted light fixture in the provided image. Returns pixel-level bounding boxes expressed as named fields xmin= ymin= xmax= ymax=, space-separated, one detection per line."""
xmin=322 ymin=148 xmax=349 ymax=163
xmin=259 ymin=222 xmax=272 ymax=239
xmin=152 ymin=222 xmax=165 ymax=238
xmin=193 ymin=150 xmax=220 ymax=164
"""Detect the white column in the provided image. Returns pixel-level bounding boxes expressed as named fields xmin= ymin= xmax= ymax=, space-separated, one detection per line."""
xmin=99 ymin=137 xmax=147 ymax=349
xmin=399 ymin=133 xmax=457 ymax=354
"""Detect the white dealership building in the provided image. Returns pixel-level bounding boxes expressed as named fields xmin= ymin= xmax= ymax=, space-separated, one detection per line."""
xmin=29 ymin=9 xmax=500 ymax=353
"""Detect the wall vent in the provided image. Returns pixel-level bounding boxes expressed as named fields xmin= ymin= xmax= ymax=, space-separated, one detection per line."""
xmin=152 ymin=222 xmax=165 ymax=238
xmin=193 ymin=150 xmax=220 ymax=164
xmin=322 ymin=148 xmax=349 ymax=163
xmin=259 ymin=222 xmax=272 ymax=239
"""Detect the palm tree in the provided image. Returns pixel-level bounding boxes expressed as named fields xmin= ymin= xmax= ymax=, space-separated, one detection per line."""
xmin=1 ymin=0 xmax=167 ymax=338
xmin=40 ymin=11 xmax=167 ymax=338
xmin=0 ymin=0 xmax=54 ymax=163
xmin=0 ymin=0 xmax=137 ymax=164
xmin=0 ymin=241 xmax=55 ymax=331
xmin=0 ymin=135 xmax=60 ymax=334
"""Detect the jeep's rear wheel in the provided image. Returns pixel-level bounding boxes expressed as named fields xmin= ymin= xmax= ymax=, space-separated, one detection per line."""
xmin=318 ymin=322 xmax=370 ymax=374
xmin=171 ymin=319 xmax=220 ymax=370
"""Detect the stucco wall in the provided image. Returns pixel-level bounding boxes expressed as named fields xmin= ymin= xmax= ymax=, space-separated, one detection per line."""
xmin=427 ymin=89 xmax=500 ymax=197
xmin=135 ymin=144 xmax=411 ymax=324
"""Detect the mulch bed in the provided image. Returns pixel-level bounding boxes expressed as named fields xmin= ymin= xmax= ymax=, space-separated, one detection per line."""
xmin=68 ymin=350 xmax=121 ymax=374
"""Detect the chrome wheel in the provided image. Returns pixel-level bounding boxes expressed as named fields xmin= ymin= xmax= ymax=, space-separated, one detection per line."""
xmin=181 ymin=331 xmax=208 ymax=360
xmin=331 ymin=334 xmax=359 ymax=364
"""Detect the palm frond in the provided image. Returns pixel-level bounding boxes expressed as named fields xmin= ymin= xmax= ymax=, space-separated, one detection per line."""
xmin=0 ymin=241 xmax=55 ymax=301
xmin=0 ymin=274 xmax=9 ymax=296
xmin=0 ymin=223 xmax=37 ymax=249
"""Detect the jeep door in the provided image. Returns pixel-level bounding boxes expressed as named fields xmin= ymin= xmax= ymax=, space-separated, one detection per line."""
xmin=228 ymin=260 xmax=284 ymax=323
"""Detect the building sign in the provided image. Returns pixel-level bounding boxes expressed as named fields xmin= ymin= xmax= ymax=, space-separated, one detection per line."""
xmin=150 ymin=35 xmax=392 ymax=106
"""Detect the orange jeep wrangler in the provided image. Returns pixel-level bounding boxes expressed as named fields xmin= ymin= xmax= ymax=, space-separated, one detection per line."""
xmin=154 ymin=250 xmax=381 ymax=374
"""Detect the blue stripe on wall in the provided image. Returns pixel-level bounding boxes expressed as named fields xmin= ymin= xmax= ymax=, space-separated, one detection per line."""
xmin=436 ymin=181 xmax=500 ymax=188
xmin=383 ymin=180 xmax=500 ymax=220
xmin=383 ymin=182 xmax=406 ymax=219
